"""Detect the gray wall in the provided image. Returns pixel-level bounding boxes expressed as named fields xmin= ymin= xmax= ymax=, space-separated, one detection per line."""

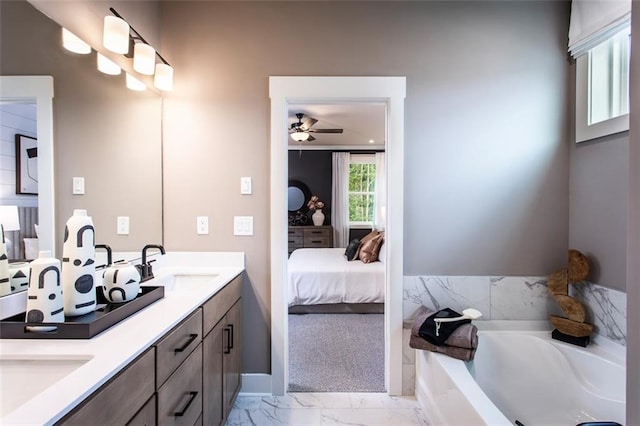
xmin=626 ymin=1 xmax=639 ymax=422
xmin=569 ymin=133 xmax=629 ymax=291
xmin=160 ymin=1 xmax=572 ymax=373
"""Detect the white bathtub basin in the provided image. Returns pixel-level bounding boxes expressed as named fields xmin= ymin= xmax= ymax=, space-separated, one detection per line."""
xmin=415 ymin=321 xmax=625 ymax=426
xmin=0 ymin=354 xmax=93 ymax=416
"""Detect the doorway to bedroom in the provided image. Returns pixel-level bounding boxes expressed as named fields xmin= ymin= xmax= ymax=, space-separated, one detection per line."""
xmin=286 ymin=103 xmax=387 ymax=392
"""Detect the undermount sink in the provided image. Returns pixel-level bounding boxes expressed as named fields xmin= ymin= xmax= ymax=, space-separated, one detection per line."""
xmin=0 ymin=354 xmax=93 ymax=416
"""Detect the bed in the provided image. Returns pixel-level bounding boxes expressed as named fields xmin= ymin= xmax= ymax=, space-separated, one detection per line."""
xmin=287 ymin=246 xmax=385 ymax=314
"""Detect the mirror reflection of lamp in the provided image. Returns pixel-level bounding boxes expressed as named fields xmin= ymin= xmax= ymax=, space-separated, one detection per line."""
xmin=0 ymin=206 xmax=20 ymax=256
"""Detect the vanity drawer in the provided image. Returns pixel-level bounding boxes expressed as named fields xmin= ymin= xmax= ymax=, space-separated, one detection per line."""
xmin=156 ymin=309 xmax=203 ymax=388
xmin=157 ymin=343 xmax=203 ymax=426
xmin=58 ymin=348 xmax=155 ymax=426
xmin=202 ymin=274 xmax=242 ymax=336
xmin=127 ymin=394 xmax=156 ymax=426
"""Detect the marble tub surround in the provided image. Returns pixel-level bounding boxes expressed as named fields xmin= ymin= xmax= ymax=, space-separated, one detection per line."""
xmin=403 ymin=275 xmax=626 ymax=344
xmin=0 ymin=252 xmax=245 ymax=426
xmin=227 ymin=392 xmax=429 ymax=425
xmin=570 ymin=281 xmax=627 ymax=346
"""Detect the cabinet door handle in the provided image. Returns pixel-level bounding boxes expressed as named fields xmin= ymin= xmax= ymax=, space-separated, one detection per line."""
xmin=174 ymin=333 xmax=198 ymax=353
xmin=228 ymin=323 xmax=234 ymax=350
xmin=224 ymin=326 xmax=232 ymax=354
xmin=173 ymin=391 xmax=198 ymax=417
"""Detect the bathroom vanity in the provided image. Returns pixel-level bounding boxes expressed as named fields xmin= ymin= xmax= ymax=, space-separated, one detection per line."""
xmin=0 ymin=252 xmax=245 ymax=426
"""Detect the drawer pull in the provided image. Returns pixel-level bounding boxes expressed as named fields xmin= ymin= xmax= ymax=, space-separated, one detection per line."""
xmin=224 ymin=326 xmax=232 ymax=354
xmin=174 ymin=391 xmax=198 ymax=417
xmin=174 ymin=333 xmax=198 ymax=353
xmin=311 ymin=240 xmax=322 ymax=243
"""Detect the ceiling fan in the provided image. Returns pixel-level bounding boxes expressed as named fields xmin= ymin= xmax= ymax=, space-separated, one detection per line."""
xmin=289 ymin=113 xmax=343 ymax=142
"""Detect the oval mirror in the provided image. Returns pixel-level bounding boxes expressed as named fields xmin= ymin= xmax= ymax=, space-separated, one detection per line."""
xmin=287 ymin=180 xmax=311 ymax=213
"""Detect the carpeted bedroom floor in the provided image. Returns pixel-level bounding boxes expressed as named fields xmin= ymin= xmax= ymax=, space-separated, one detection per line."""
xmin=288 ymin=313 xmax=385 ymax=392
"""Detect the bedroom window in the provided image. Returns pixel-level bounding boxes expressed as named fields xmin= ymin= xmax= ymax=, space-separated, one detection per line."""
xmin=348 ymin=155 xmax=376 ymax=226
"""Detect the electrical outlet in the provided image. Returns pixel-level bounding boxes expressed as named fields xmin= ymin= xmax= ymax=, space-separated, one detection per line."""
xmin=240 ymin=177 xmax=252 ymax=195
xmin=72 ymin=177 xmax=85 ymax=195
xmin=117 ymin=216 xmax=129 ymax=235
xmin=234 ymin=216 xmax=253 ymax=236
xmin=197 ymin=216 xmax=209 ymax=235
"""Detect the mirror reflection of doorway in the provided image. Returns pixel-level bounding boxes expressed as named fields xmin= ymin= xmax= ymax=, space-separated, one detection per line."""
xmin=286 ymin=103 xmax=387 ymax=393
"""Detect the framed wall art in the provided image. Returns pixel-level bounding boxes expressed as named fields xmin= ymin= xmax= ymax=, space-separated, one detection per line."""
xmin=15 ymin=134 xmax=38 ymax=195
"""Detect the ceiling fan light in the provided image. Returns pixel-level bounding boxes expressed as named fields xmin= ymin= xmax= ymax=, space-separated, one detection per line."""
xmin=133 ymin=42 xmax=156 ymax=75
xmin=103 ymin=15 xmax=130 ymax=54
xmin=62 ymin=28 xmax=91 ymax=54
xmin=291 ymin=132 xmax=310 ymax=142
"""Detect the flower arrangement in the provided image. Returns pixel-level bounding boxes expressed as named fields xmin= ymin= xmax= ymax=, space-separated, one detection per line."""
xmin=307 ymin=195 xmax=325 ymax=211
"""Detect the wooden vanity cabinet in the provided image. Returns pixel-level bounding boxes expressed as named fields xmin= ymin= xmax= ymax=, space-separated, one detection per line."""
xmin=202 ymin=275 xmax=242 ymax=426
xmin=56 ymin=274 xmax=242 ymax=426
xmin=56 ymin=348 xmax=155 ymax=426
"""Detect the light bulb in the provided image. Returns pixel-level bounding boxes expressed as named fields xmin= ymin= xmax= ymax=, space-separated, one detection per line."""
xmin=103 ymin=15 xmax=130 ymax=54
xmin=97 ymin=53 xmax=121 ymax=75
xmin=62 ymin=28 xmax=91 ymax=54
xmin=133 ymin=43 xmax=156 ymax=75
xmin=154 ymin=63 xmax=174 ymax=91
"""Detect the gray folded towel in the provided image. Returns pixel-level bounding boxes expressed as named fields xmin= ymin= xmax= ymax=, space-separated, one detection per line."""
xmin=409 ymin=334 xmax=477 ymax=362
xmin=411 ymin=306 xmax=478 ymax=349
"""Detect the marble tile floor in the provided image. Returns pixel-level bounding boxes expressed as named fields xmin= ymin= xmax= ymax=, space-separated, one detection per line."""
xmin=226 ymin=392 xmax=430 ymax=426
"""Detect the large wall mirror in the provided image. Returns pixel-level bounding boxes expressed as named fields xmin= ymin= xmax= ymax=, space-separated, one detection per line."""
xmin=0 ymin=0 xmax=163 ymax=310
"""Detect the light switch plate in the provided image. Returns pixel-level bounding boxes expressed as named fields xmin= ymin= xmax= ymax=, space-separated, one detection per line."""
xmin=197 ymin=216 xmax=209 ymax=235
xmin=72 ymin=177 xmax=85 ymax=195
xmin=233 ymin=216 xmax=253 ymax=236
xmin=240 ymin=177 xmax=252 ymax=195
xmin=117 ymin=216 xmax=129 ymax=235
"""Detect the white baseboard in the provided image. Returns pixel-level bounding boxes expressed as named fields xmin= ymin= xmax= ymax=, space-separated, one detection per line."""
xmin=239 ymin=373 xmax=272 ymax=395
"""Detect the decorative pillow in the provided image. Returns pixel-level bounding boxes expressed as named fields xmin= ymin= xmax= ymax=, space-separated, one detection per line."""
xmin=354 ymin=230 xmax=380 ymax=260
xmin=345 ymin=239 xmax=361 ymax=261
xmin=24 ymin=238 xmax=39 ymax=260
xmin=358 ymin=233 xmax=385 ymax=264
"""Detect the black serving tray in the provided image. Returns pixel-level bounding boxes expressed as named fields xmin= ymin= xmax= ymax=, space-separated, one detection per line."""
xmin=0 ymin=286 xmax=164 ymax=339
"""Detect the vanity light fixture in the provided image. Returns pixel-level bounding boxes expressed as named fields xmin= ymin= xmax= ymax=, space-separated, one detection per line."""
xmin=104 ymin=8 xmax=174 ymax=91
xmin=126 ymin=73 xmax=146 ymax=91
xmin=291 ymin=131 xmax=310 ymax=142
xmin=97 ymin=53 xmax=121 ymax=75
xmin=62 ymin=28 xmax=91 ymax=54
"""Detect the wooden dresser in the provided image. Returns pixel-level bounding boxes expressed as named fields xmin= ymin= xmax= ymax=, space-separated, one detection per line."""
xmin=288 ymin=226 xmax=333 ymax=254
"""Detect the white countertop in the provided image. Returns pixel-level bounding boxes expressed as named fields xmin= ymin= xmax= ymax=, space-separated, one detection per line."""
xmin=0 ymin=252 xmax=245 ymax=426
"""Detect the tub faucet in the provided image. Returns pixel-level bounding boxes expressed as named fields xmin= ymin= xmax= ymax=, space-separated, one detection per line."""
xmin=138 ymin=244 xmax=166 ymax=282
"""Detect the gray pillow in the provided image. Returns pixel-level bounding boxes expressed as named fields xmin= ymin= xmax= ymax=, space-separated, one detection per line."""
xmin=345 ymin=239 xmax=361 ymax=261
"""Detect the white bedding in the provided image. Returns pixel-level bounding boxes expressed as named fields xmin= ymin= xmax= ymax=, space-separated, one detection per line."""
xmin=287 ymin=248 xmax=385 ymax=307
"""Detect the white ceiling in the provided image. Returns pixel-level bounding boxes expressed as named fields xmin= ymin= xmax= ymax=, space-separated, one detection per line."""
xmin=287 ymin=103 xmax=386 ymax=150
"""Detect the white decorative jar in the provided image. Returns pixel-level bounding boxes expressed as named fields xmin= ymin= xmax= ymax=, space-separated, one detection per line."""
xmin=26 ymin=250 xmax=64 ymax=330
xmin=9 ymin=261 xmax=30 ymax=294
xmin=0 ymin=232 xmax=10 ymax=297
xmin=62 ymin=209 xmax=97 ymax=316
xmin=312 ymin=209 xmax=325 ymax=226
xmin=103 ymin=262 xmax=141 ymax=303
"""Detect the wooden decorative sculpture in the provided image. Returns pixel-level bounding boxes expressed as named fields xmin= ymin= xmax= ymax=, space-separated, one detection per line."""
xmin=548 ymin=249 xmax=593 ymax=345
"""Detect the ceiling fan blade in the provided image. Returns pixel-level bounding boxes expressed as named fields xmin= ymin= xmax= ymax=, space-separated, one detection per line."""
xmin=300 ymin=117 xmax=318 ymax=130
xmin=308 ymin=128 xmax=343 ymax=134
xmin=307 ymin=135 xmax=316 ymax=142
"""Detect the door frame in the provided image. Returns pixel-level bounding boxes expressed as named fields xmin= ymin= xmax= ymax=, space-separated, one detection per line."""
xmin=269 ymin=76 xmax=406 ymax=395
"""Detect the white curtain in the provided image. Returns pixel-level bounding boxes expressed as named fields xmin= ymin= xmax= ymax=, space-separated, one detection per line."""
xmin=331 ymin=152 xmax=350 ymax=248
xmin=374 ymin=152 xmax=387 ymax=231
xmin=568 ymin=0 xmax=631 ymax=58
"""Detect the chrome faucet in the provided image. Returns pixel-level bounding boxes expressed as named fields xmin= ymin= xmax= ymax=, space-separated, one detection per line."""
xmin=138 ymin=244 xmax=166 ymax=282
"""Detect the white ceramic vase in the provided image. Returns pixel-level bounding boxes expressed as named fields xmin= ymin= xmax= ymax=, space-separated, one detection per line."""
xmin=103 ymin=262 xmax=141 ymax=303
xmin=0 ymin=232 xmax=9 ymax=297
xmin=312 ymin=209 xmax=325 ymax=226
xmin=62 ymin=209 xmax=97 ymax=317
xmin=9 ymin=261 xmax=30 ymax=294
xmin=26 ymin=250 xmax=64 ymax=329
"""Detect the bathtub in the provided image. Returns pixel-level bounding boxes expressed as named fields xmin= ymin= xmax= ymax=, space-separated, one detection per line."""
xmin=415 ymin=321 xmax=625 ymax=426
